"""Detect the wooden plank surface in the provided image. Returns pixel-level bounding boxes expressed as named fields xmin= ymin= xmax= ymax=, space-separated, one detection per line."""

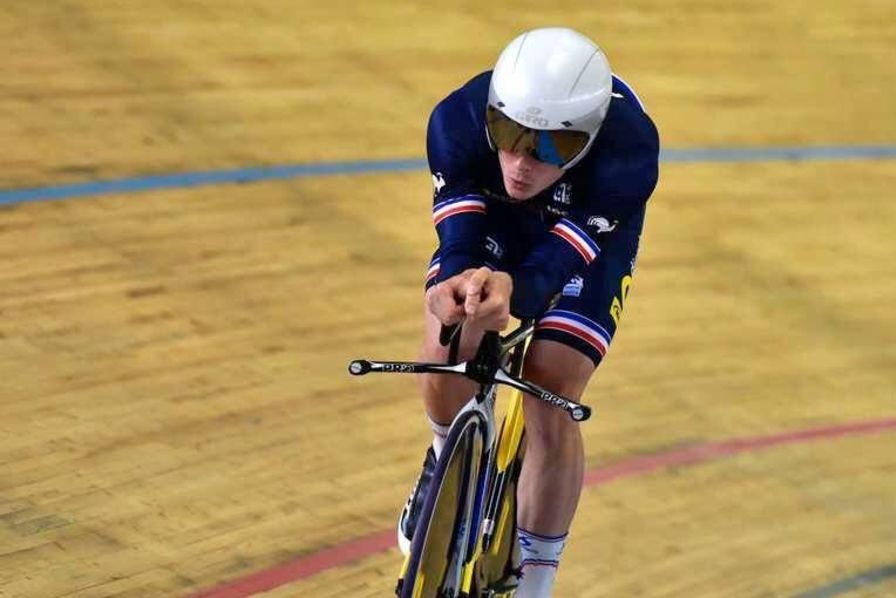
xmin=1 ymin=1 xmax=894 ymax=596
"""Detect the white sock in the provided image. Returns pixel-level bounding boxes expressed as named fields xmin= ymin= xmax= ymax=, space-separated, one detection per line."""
xmin=516 ymin=527 xmax=568 ymax=597
xmin=428 ymin=415 xmax=451 ymax=459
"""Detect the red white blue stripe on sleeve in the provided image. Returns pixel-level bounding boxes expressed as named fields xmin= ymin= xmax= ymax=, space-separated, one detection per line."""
xmin=536 ymin=309 xmax=611 ymax=357
xmin=432 ymin=195 xmax=487 ymax=226
xmin=550 ymin=218 xmax=600 ymax=264
xmin=425 ymin=257 xmax=441 ymax=284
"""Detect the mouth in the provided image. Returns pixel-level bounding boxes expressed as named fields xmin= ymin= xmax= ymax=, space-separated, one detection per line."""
xmin=505 ymin=176 xmax=534 ymax=200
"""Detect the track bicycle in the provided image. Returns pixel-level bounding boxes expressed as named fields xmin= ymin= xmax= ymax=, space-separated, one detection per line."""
xmin=348 ymin=317 xmax=591 ymax=597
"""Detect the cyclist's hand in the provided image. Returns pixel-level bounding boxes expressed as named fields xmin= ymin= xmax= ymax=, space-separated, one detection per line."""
xmin=464 ymin=268 xmax=512 ymax=330
xmin=427 ymin=269 xmax=477 ymax=325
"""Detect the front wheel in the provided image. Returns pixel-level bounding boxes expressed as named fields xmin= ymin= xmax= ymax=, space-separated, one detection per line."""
xmin=398 ymin=410 xmax=485 ymax=598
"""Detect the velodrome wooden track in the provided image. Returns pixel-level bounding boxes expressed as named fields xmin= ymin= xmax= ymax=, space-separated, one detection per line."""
xmin=1 ymin=1 xmax=894 ymax=597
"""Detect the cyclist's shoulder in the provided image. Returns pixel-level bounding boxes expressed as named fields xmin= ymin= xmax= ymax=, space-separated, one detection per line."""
xmin=429 ymin=71 xmax=491 ymax=135
xmin=568 ymin=74 xmax=659 ymax=208
xmin=427 ymin=71 xmax=497 ymax=186
xmin=598 ymin=74 xmax=659 ymax=152
xmin=611 ymin=74 xmax=651 ymax=115
xmin=432 ymin=70 xmax=492 ymax=113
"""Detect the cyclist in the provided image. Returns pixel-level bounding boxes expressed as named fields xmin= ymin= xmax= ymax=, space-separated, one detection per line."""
xmin=400 ymin=27 xmax=659 ymax=596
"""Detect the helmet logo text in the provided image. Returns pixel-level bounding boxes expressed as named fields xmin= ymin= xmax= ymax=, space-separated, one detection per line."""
xmin=515 ymin=111 xmax=549 ymax=127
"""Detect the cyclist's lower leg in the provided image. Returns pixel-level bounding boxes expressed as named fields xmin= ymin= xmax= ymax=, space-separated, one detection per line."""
xmin=397 ymin=302 xmax=490 ymax=554
xmin=516 ymin=415 xmax=584 ymax=596
xmin=515 ymin=340 xmax=595 ymax=597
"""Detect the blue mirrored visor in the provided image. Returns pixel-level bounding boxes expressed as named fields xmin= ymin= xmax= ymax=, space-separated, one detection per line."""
xmin=486 ymin=105 xmax=590 ymax=168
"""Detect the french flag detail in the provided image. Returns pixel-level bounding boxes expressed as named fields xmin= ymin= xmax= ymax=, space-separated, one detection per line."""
xmin=537 ymin=309 xmax=611 ymax=357
xmin=432 ymin=195 xmax=487 ymax=226
xmin=550 ymin=219 xmax=600 ymax=264
xmin=425 ymin=258 xmax=441 ymax=283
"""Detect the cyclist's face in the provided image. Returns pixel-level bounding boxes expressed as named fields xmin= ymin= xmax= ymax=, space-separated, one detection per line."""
xmin=498 ymin=150 xmax=564 ymax=200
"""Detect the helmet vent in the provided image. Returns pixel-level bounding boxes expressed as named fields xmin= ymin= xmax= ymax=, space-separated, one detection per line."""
xmin=561 ymin=121 xmax=573 ymax=128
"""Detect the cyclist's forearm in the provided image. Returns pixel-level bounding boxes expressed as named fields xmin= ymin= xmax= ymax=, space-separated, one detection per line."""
xmin=432 ymin=194 xmax=488 ymax=281
xmin=438 ymin=242 xmax=484 ymax=281
xmin=510 ymin=220 xmax=598 ymax=318
xmin=510 ymin=267 xmax=560 ymax=319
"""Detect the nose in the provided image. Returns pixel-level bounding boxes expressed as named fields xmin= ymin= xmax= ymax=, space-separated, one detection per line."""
xmin=510 ymin=151 xmax=535 ymax=172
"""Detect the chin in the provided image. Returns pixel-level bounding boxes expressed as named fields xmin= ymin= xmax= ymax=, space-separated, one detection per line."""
xmin=504 ymin=181 xmax=538 ymax=201
xmin=506 ymin=191 xmax=530 ymax=201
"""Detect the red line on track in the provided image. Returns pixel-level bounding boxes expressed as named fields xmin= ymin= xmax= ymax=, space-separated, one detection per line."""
xmin=584 ymin=417 xmax=896 ymax=485
xmin=190 ymin=417 xmax=896 ymax=598
xmin=189 ymin=530 xmax=394 ymax=598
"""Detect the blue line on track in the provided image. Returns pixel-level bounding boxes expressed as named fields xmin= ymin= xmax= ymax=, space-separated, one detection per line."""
xmin=1 ymin=145 xmax=895 ymax=207
xmin=792 ymin=563 xmax=896 ymax=598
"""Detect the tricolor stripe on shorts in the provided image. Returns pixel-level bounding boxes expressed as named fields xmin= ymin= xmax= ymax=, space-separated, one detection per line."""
xmin=550 ymin=218 xmax=600 ymax=264
xmin=432 ymin=195 xmax=487 ymax=226
xmin=425 ymin=257 xmax=440 ymax=284
xmin=536 ymin=309 xmax=611 ymax=357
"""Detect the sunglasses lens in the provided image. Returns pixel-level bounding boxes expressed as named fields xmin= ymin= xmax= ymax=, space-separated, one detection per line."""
xmin=486 ymin=105 xmax=590 ymax=167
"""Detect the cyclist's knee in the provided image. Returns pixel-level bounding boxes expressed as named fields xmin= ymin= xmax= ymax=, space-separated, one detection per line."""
xmin=419 ymin=368 xmax=475 ymax=406
xmin=418 ymin=302 xmax=482 ymax=413
xmin=521 ymin=340 xmax=594 ymax=449
xmin=523 ymin=395 xmax=582 ymax=454
xmin=419 ymin=295 xmax=486 ymax=363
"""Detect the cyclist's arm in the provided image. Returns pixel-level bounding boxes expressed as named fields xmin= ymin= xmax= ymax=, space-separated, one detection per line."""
xmin=511 ymin=154 xmax=658 ymax=319
xmin=427 ymin=93 xmax=490 ymax=282
xmin=509 ymin=215 xmax=607 ymax=319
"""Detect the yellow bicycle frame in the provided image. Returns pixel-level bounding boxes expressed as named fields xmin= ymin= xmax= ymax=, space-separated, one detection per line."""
xmin=395 ymin=320 xmax=538 ymax=598
xmin=459 ymin=385 xmax=526 ymax=594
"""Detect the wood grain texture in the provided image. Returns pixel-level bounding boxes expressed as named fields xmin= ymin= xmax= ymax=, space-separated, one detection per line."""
xmin=0 ymin=1 xmax=894 ymax=596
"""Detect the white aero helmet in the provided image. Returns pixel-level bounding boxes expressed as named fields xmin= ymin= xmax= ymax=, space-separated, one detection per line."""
xmin=486 ymin=27 xmax=612 ymax=169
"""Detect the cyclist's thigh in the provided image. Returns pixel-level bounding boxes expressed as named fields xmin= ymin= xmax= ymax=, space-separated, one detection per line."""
xmin=532 ymin=204 xmax=646 ymax=370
